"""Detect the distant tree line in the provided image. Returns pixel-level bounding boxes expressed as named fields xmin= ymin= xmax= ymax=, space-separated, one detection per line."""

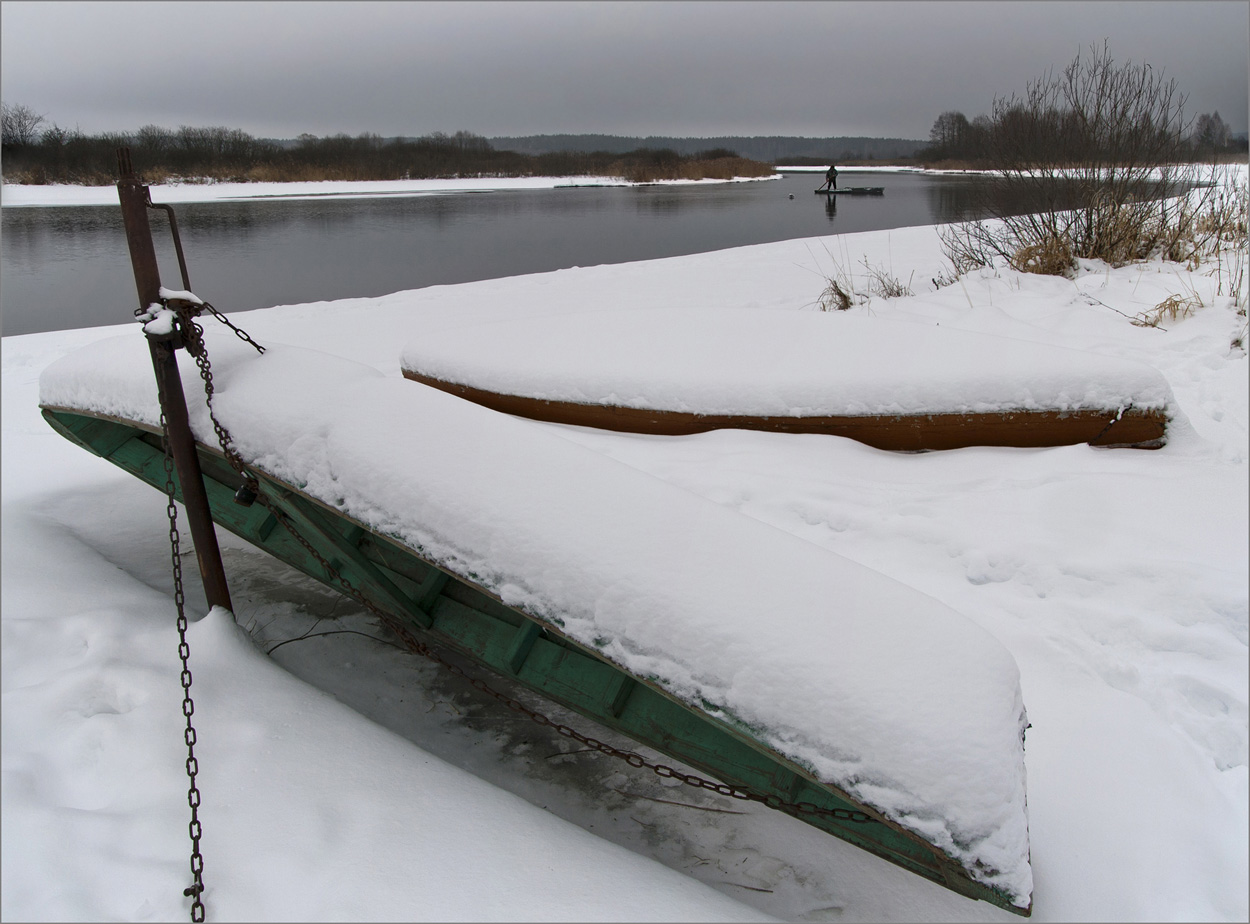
xmin=488 ymin=133 xmax=926 ymax=162
xmin=0 ymin=107 xmax=773 ymax=185
xmin=919 ymin=105 xmax=1245 ymax=167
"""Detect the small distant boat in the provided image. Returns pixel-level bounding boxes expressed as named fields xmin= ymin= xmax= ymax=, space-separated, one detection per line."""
xmin=815 ymin=186 xmax=884 ymax=195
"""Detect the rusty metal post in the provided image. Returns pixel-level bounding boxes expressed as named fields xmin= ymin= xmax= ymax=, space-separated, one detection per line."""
xmin=117 ymin=149 xmax=233 ymax=613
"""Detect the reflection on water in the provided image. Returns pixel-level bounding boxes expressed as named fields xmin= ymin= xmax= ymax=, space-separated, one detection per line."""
xmin=3 ymin=170 xmax=996 ymax=336
xmin=927 ymin=181 xmax=983 ymax=224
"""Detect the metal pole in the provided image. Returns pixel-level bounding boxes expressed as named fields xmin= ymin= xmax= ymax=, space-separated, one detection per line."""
xmin=117 ymin=149 xmax=233 ymax=613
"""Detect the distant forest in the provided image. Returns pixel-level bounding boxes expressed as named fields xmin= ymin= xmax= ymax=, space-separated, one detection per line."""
xmin=0 ymin=106 xmax=776 ymax=186
xmin=488 ymin=134 xmax=926 ymax=162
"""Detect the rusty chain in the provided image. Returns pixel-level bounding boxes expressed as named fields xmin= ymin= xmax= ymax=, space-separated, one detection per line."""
xmin=199 ymin=301 xmax=267 ymax=356
xmin=173 ymin=306 xmax=259 ymax=485
xmin=150 ymin=342 xmax=207 ymax=923
xmin=170 ymin=302 xmax=878 ymax=829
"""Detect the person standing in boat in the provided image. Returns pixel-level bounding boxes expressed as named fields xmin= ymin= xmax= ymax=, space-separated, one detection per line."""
xmin=820 ymin=163 xmax=838 ymax=190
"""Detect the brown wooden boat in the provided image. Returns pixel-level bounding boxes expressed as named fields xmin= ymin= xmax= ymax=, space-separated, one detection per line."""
xmin=400 ymin=309 xmax=1171 ymax=451
xmin=402 ymin=370 xmax=1167 ymax=450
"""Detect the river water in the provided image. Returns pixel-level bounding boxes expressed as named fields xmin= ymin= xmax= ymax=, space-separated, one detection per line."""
xmin=2 ymin=170 xmax=990 ymax=337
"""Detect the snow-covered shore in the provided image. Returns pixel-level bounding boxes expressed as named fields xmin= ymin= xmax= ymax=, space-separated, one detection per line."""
xmin=4 ymin=163 xmax=1232 ymax=209
xmin=3 ymin=185 xmax=1246 ymax=921
xmin=0 ymin=173 xmax=777 ymax=208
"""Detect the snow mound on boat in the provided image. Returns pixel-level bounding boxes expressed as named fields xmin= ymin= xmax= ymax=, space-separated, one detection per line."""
xmin=400 ymin=308 xmax=1173 ymax=417
xmin=40 ymin=333 xmax=1033 ymax=906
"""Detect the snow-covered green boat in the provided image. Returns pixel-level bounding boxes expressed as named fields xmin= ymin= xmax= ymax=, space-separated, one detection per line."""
xmin=40 ymin=332 xmax=1034 ymax=916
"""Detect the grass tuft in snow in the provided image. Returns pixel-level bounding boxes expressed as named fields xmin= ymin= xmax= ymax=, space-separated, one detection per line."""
xmin=1132 ymin=292 xmax=1204 ymax=328
xmin=859 ymin=258 xmax=915 ymax=299
xmin=805 ymin=241 xmax=917 ymax=311
xmin=1010 ymin=234 xmax=1076 ymax=276
xmin=816 ymin=276 xmax=855 ymax=312
xmin=802 ymin=242 xmax=864 ymax=312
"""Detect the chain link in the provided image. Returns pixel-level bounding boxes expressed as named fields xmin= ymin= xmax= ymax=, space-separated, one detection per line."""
xmin=151 ymin=354 xmax=207 ymax=924
xmin=173 ymin=307 xmax=259 ymax=484
xmin=199 ymin=301 xmax=267 ymax=355
xmin=175 ymin=308 xmax=878 ymax=834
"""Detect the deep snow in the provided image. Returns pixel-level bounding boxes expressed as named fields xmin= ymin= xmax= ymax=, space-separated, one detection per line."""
xmin=3 ymin=170 xmax=1246 ymax=922
xmin=399 ymin=307 xmax=1175 ymax=418
xmin=38 ymin=331 xmax=1035 ymax=905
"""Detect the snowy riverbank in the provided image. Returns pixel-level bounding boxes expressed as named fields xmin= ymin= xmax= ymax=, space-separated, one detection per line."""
xmin=0 ymin=173 xmax=777 ymax=208
xmin=3 ymin=201 xmax=1246 ymax=920
xmin=5 ymin=163 xmax=1233 ymax=209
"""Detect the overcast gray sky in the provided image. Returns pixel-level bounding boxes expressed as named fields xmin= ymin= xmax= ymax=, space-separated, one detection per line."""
xmin=2 ymin=1 xmax=1246 ymax=141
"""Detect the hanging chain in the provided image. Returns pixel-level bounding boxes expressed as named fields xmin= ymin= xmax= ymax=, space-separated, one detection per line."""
xmin=151 ymin=345 xmax=207 ymax=923
xmin=174 ymin=305 xmax=258 ymax=484
xmin=199 ymin=301 xmax=267 ymax=356
xmin=170 ymin=306 xmax=877 ymax=829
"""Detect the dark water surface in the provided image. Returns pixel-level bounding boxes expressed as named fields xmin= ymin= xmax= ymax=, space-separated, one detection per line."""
xmin=2 ymin=170 xmax=990 ymax=337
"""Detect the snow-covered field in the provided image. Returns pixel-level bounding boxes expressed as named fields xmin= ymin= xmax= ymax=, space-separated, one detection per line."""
xmin=3 ymin=173 xmax=1247 ymax=922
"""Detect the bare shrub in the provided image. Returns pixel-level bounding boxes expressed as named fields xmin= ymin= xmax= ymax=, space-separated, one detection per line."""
xmin=1180 ymin=176 xmax=1249 ymax=269
xmin=1 ymin=101 xmax=45 ymax=147
xmin=1193 ymin=183 xmax=1247 ymax=243
xmin=959 ymin=41 xmax=1201 ymax=274
xmin=1223 ymin=195 xmax=1248 ymax=310
xmin=938 ymin=222 xmax=995 ymax=273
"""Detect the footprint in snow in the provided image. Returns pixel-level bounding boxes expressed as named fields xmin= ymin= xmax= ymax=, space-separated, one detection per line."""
xmin=963 ymin=549 xmax=1017 ymax=585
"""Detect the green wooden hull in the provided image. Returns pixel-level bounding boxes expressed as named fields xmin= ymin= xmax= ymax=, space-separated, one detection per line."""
xmin=41 ymin=404 xmax=1030 ymax=916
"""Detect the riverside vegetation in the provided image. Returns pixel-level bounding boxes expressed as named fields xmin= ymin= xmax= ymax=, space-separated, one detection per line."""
xmin=814 ymin=43 xmax=1247 ymax=347
xmin=0 ymin=118 xmax=772 ymax=186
